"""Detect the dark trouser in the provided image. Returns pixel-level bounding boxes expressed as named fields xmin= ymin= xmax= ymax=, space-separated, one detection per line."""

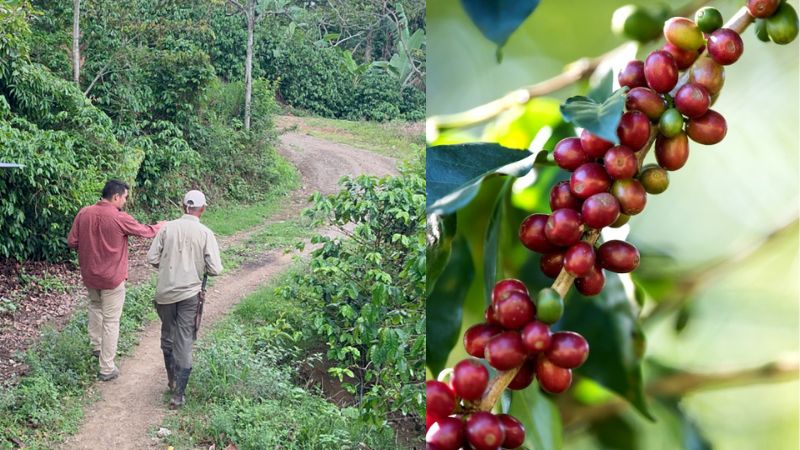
xmin=156 ymin=294 xmax=198 ymax=399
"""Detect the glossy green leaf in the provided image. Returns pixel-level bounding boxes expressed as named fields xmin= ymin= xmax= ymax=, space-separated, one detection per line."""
xmin=587 ymin=70 xmax=614 ymax=103
xmin=426 ymin=213 xmax=458 ymax=296
xmin=509 ymin=383 xmax=563 ymax=450
xmin=460 ymin=0 xmax=541 ymax=48
xmin=560 ymin=88 xmax=627 ymax=144
xmin=483 ymin=179 xmax=511 ymax=304
xmin=426 ymin=236 xmax=474 ymax=376
xmin=426 ymin=143 xmax=537 ymax=216
xmin=662 ymin=400 xmax=713 ymax=450
xmin=589 ymin=415 xmax=638 ymax=450
xmin=556 ymin=272 xmax=654 ymax=419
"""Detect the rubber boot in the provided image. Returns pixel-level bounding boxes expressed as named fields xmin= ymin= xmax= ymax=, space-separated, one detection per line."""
xmin=163 ymin=351 xmax=176 ymax=391
xmin=170 ymin=367 xmax=192 ymax=409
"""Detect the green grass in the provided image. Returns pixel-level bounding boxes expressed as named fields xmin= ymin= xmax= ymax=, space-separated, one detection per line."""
xmin=202 ymin=160 xmax=300 ymax=237
xmin=220 ymin=217 xmax=315 ymax=274
xmin=161 ymin=268 xmax=398 ymax=450
xmin=284 ymin=116 xmax=423 ymax=160
xmin=0 ymin=281 xmax=157 ymax=449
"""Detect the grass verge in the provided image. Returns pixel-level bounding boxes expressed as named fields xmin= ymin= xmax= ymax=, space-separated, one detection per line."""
xmin=160 ymin=267 xmax=398 ymax=450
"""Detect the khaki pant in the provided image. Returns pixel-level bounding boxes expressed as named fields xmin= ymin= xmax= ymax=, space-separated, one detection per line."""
xmin=87 ymin=282 xmax=125 ymax=376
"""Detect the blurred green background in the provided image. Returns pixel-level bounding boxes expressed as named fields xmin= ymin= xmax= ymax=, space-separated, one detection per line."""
xmin=427 ymin=0 xmax=799 ymax=449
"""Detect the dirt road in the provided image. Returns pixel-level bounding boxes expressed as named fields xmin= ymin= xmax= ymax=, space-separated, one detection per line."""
xmin=61 ymin=117 xmax=398 ymax=449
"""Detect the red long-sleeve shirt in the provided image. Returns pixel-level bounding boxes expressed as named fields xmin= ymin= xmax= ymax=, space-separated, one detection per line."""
xmin=67 ymin=200 xmax=160 ymax=289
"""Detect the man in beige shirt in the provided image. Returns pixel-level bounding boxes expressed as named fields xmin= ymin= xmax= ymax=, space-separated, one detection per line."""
xmin=147 ymin=190 xmax=223 ymax=408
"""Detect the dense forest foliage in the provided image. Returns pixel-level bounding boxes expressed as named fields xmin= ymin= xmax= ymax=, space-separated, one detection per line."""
xmin=0 ymin=0 xmax=425 ymax=261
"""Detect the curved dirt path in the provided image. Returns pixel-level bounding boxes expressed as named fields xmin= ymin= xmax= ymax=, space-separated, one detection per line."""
xmin=62 ymin=118 xmax=398 ymax=449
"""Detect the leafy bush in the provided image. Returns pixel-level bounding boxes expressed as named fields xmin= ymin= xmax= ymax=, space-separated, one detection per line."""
xmin=277 ymin=169 xmax=426 ymax=424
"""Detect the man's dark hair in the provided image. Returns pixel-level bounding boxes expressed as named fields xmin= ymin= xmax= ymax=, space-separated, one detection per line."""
xmin=101 ymin=180 xmax=130 ymax=200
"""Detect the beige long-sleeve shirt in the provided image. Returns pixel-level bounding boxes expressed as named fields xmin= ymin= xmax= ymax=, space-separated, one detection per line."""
xmin=147 ymin=214 xmax=223 ymax=304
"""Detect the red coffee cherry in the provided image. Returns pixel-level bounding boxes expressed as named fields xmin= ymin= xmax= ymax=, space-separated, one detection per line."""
xmin=553 ymin=137 xmax=589 ymax=171
xmin=625 ymin=87 xmax=667 ymax=120
xmin=644 ymin=50 xmax=679 ymax=93
xmin=427 ymin=380 xmax=456 ymax=418
xmin=464 ymin=323 xmax=503 ymax=358
xmin=686 ymin=109 xmax=727 ymax=145
xmin=521 ymin=320 xmax=553 ymax=353
xmin=655 ymin=132 xmax=690 ymax=171
xmin=485 ymin=304 xmax=500 ymax=325
xmin=603 ymin=145 xmax=638 ymax=180
xmin=426 ymin=416 xmax=465 ymax=450
xmin=492 ymin=278 xmax=529 ymax=304
xmin=575 ymin=263 xmax=605 ymax=296
xmin=539 ymin=251 xmax=565 ymax=279
xmin=661 ymin=42 xmax=700 ymax=70
xmin=580 ymin=129 xmax=614 ymax=158
xmin=674 ymin=83 xmax=711 ymax=118
xmin=618 ymin=60 xmax=647 ymax=89
xmin=707 ymin=28 xmax=744 ymax=65
xmin=546 ymin=331 xmax=590 ymax=369
xmin=747 ymin=0 xmax=781 ymax=18
xmin=611 ymin=179 xmax=647 ymax=216
xmin=581 ymin=192 xmax=621 ymax=229
xmin=497 ymin=414 xmax=526 ymax=449
xmin=507 ymin=357 xmax=537 ymax=390
xmin=452 ymin=359 xmax=489 ymax=401
xmin=545 ymin=208 xmax=584 ymax=246
xmin=597 ymin=240 xmax=641 ymax=273
xmin=564 ymin=241 xmax=596 ymax=277
xmin=550 ymin=180 xmax=583 ymax=211
xmin=495 ymin=291 xmax=536 ymax=330
xmin=617 ymin=111 xmax=651 ymax=151
xmin=485 ymin=332 xmax=528 ymax=371
xmin=689 ymin=55 xmax=725 ymax=95
xmin=466 ymin=412 xmax=505 ymax=450
xmin=519 ymin=214 xmax=560 ymax=254
xmin=535 ymin=356 xmax=573 ymax=394
xmin=426 ymin=413 xmax=438 ymax=432
xmin=570 ymin=162 xmax=612 ymax=199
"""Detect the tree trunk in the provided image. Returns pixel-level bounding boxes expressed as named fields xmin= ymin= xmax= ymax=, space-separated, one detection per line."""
xmin=244 ymin=0 xmax=254 ymax=131
xmin=72 ymin=0 xmax=80 ymax=85
xmin=364 ymin=28 xmax=373 ymax=63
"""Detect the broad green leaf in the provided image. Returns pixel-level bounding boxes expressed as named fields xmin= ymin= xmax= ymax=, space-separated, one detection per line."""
xmin=556 ymin=272 xmax=654 ymax=419
xmin=661 ymin=400 xmax=713 ymax=450
xmin=483 ymin=179 xmax=511 ymax=304
xmin=509 ymin=383 xmax=563 ymax=450
xmin=560 ymin=88 xmax=627 ymax=144
xmin=460 ymin=0 xmax=541 ymax=49
xmin=587 ymin=70 xmax=614 ymax=103
xmin=426 ymin=236 xmax=474 ymax=376
xmin=426 ymin=213 xmax=458 ymax=296
xmin=427 ymin=143 xmax=537 ymax=216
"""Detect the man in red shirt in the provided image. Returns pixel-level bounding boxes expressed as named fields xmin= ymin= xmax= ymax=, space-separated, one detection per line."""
xmin=67 ymin=180 xmax=164 ymax=381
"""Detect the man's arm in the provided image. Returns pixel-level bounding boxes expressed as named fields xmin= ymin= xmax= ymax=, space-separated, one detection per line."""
xmin=146 ymin=227 xmax=165 ymax=268
xmin=204 ymin=233 xmax=223 ymax=276
xmin=117 ymin=212 xmax=163 ymax=238
xmin=67 ymin=210 xmax=81 ymax=249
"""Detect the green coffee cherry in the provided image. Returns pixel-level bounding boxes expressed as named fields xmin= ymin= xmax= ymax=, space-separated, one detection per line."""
xmin=659 ymin=108 xmax=684 ymax=138
xmin=766 ymin=2 xmax=799 ymax=45
xmin=535 ymin=288 xmax=564 ymax=325
xmin=695 ymin=7 xmax=723 ymax=33
xmin=612 ymin=5 xmax=662 ymax=42
xmin=638 ymin=164 xmax=670 ymax=194
xmin=755 ymin=19 xmax=771 ymax=42
xmin=611 ymin=214 xmax=630 ymax=228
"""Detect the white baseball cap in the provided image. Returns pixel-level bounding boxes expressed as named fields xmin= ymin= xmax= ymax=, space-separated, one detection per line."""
xmin=183 ymin=190 xmax=207 ymax=207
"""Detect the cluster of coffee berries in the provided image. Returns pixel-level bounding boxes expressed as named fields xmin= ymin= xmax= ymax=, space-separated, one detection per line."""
xmin=426 ymin=280 xmax=589 ymax=449
xmin=749 ymin=0 xmax=799 ymax=45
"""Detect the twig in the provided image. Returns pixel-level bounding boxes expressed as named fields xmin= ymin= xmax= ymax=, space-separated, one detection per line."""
xmin=474 ymin=7 xmax=755 ymax=412
xmin=427 ymin=0 xmax=716 ymax=132
xmin=562 ymin=356 xmax=800 ymax=428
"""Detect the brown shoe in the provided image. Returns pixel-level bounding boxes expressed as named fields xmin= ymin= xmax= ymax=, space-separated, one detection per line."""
xmin=98 ymin=368 xmax=120 ymax=381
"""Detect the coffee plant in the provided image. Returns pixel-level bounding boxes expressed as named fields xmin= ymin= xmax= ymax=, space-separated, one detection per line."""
xmin=426 ymin=2 xmax=797 ymax=449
